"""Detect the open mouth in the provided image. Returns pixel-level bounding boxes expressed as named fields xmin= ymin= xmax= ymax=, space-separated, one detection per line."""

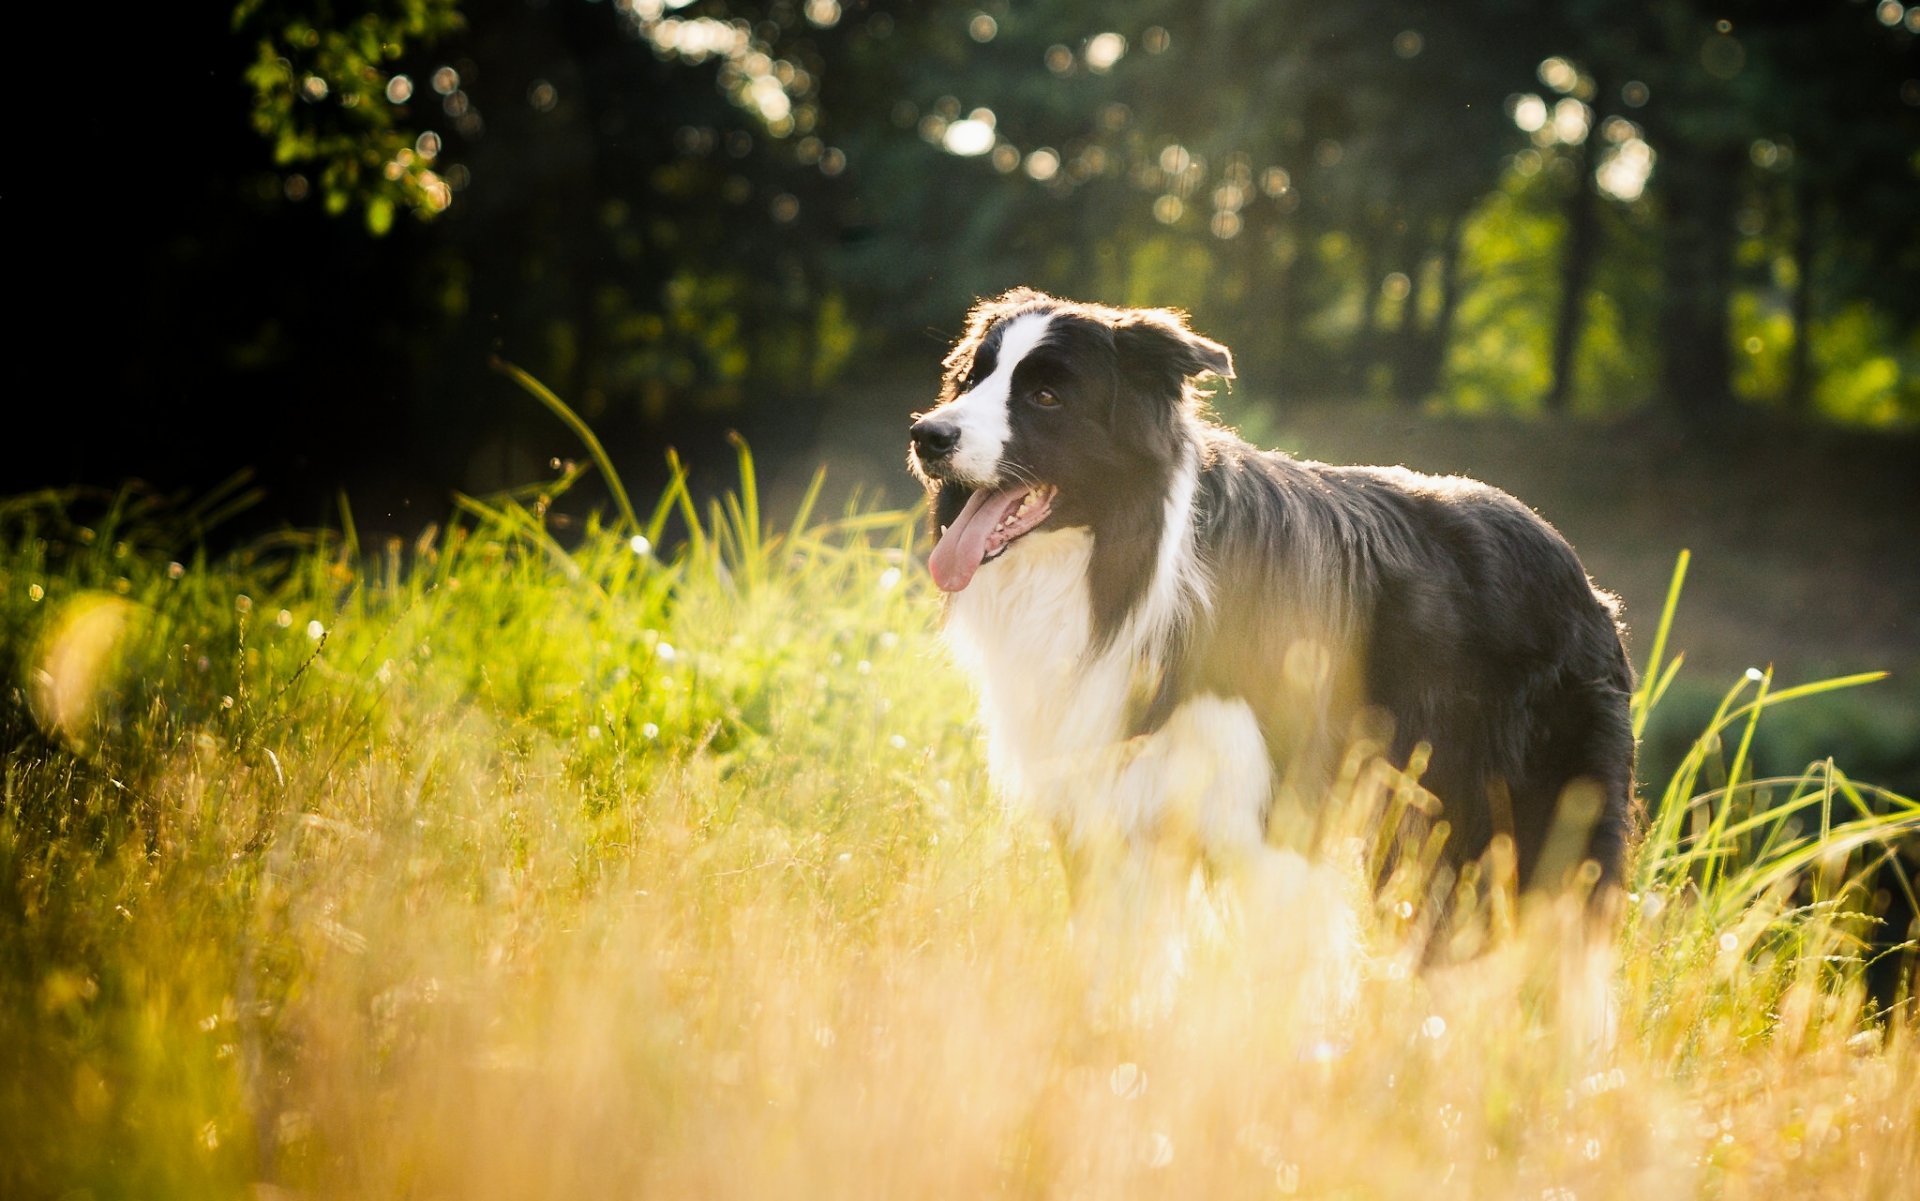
xmin=928 ymin=484 xmax=1057 ymax=593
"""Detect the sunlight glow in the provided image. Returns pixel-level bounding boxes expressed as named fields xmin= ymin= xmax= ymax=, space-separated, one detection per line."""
xmin=631 ymin=12 xmax=812 ymax=136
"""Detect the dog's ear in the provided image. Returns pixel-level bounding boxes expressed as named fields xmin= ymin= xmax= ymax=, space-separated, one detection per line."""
xmin=1112 ymin=309 xmax=1235 ymax=386
xmin=1108 ymin=308 xmax=1232 ymax=455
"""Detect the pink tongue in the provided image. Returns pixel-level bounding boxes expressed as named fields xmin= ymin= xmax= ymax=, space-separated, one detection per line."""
xmin=928 ymin=487 xmax=1026 ymax=592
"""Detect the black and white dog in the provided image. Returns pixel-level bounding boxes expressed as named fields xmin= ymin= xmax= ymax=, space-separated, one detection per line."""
xmin=909 ymin=289 xmax=1636 ymax=908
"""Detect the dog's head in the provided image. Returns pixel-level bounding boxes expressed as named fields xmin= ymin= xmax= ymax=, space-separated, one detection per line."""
xmin=908 ymin=288 xmax=1233 ymax=592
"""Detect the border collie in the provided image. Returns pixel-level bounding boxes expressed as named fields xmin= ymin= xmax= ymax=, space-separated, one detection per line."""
xmin=908 ymin=289 xmax=1636 ymax=913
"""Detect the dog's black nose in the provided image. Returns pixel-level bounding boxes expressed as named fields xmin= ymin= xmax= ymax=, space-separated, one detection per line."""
xmin=911 ymin=418 xmax=961 ymax=459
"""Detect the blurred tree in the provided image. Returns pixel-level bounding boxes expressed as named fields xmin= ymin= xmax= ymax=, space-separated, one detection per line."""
xmin=22 ymin=0 xmax=1919 ymax=520
xmin=234 ymin=0 xmax=466 ymax=233
xmin=1551 ymin=0 xmax=1920 ymax=423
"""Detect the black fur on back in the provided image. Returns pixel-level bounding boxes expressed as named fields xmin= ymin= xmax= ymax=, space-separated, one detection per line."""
xmin=918 ymin=289 xmax=1638 ymax=889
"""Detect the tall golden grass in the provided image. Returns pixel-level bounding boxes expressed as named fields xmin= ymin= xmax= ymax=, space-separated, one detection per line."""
xmin=1 ymin=441 xmax=1914 ymax=1199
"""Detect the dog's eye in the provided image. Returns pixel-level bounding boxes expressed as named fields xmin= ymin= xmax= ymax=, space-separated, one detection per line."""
xmin=1030 ymin=388 xmax=1060 ymax=409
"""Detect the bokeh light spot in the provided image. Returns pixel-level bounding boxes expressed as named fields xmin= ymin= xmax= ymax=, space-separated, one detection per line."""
xmin=1084 ymin=32 xmax=1126 ymax=73
xmin=1552 ymin=97 xmax=1590 ymax=145
xmin=1595 ymin=138 xmax=1655 ymax=201
xmin=1511 ymin=94 xmax=1547 ymax=133
xmin=1700 ymin=34 xmax=1745 ymax=80
xmin=27 ymin=593 xmax=145 ymax=754
xmin=943 ymin=118 xmax=995 ymax=157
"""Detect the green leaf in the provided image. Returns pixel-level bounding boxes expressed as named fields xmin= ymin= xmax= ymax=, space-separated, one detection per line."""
xmin=365 ymin=194 xmax=395 ymax=235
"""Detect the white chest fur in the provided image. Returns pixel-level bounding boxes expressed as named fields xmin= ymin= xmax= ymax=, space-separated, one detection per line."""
xmin=943 ymin=528 xmax=1274 ymax=861
xmin=944 ymin=528 xmax=1124 ymax=796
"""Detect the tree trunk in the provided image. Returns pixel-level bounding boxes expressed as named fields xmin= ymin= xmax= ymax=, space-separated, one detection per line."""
xmin=1657 ymin=143 xmax=1743 ymax=422
xmin=1785 ymin=174 xmax=1818 ymax=416
xmin=1544 ymin=108 xmax=1604 ymax=412
xmin=1390 ymin=211 xmax=1466 ymax=403
xmin=1350 ymin=227 xmax=1383 ymax=395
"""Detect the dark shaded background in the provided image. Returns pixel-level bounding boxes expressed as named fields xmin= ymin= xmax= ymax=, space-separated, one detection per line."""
xmin=12 ymin=1 xmax=1917 ymax=527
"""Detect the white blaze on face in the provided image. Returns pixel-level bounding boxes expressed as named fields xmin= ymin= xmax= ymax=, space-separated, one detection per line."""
xmin=942 ymin=312 xmax=1054 ymax=484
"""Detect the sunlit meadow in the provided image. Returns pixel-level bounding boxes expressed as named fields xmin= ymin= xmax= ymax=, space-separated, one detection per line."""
xmin=3 ymin=427 xmax=1916 ymax=1200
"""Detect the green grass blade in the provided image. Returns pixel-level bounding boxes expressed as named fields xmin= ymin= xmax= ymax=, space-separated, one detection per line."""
xmin=491 ymin=356 xmax=641 ymax=533
xmin=1632 ymin=548 xmax=1689 ymax=738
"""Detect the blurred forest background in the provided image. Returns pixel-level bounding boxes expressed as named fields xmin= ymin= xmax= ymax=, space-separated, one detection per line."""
xmin=7 ymin=0 xmax=1919 ymax=770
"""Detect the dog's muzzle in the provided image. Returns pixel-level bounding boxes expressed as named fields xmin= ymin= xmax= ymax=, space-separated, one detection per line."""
xmin=910 ymin=417 xmax=961 ymax=475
